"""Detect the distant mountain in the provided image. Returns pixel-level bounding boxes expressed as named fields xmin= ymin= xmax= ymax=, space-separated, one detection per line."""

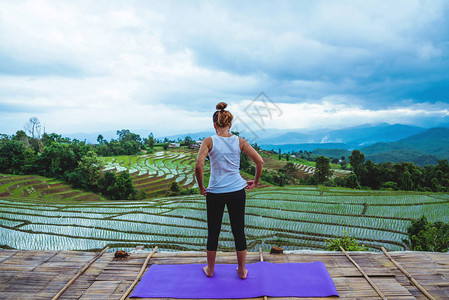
xmin=366 ymin=150 xmax=439 ymax=165
xmin=291 ymin=127 xmax=449 ymax=166
xmin=257 ymin=132 xmax=314 ymax=145
xmin=162 ymin=131 xmax=215 ymax=141
xmin=61 ymin=123 xmax=445 ymax=154
xmin=351 ymin=127 xmax=449 ymax=166
xmin=255 ymin=123 xmax=425 ymax=147
xmin=64 ymin=130 xmax=155 ymax=144
xmin=362 ymin=127 xmax=449 ymax=158
xmin=64 ymin=130 xmax=118 ymax=143
xmin=260 ymin=143 xmax=349 ymax=153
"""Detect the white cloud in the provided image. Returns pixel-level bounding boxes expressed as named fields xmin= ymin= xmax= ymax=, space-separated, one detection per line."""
xmin=231 ymin=99 xmax=449 ymax=131
xmin=0 ymin=0 xmax=448 ymax=136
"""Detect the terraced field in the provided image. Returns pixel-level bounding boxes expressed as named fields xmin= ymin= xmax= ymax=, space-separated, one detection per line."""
xmin=0 ymin=174 xmax=103 ymax=202
xmin=1 ymin=186 xmax=447 ymax=253
xmin=100 ymin=149 xmax=206 ymax=198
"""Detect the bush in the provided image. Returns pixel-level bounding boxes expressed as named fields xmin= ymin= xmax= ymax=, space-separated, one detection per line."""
xmin=403 ymin=215 xmax=449 ymax=252
xmin=170 ymin=181 xmax=181 ymax=193
xmin=326 ymin=232 xmax=368 ymax=251
xmin=381 ymin=181 xmax=399 ymax=191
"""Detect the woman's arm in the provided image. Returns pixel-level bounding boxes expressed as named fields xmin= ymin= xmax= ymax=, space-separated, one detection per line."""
xmin=195 ymin=137 xmax=212 ymax=196
xmin=240 ymin=138 xmax=264 ymax=191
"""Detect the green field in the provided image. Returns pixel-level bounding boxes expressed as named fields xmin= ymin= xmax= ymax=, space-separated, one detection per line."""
xmin=99 ymin=149 xmax=207 ymax=198
xmin=1 ymin=185 xmax=448 ymax=252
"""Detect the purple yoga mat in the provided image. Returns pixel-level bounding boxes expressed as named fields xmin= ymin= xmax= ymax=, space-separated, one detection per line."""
xmin=130 ymin=261 xmax=339 ymax=298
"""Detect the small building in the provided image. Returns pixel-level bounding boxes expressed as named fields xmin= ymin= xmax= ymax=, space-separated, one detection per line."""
xmin=189 ymin=140 xmax=202 ymax=149
xmin=169 ymin=143 xmax=180 ymax=148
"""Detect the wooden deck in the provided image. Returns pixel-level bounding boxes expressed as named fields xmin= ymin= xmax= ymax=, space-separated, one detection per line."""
xmin=0 ymin=248 xmax=448 ymax=299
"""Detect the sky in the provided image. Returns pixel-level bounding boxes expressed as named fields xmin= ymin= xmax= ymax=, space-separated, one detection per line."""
xmin=1 ymin=0 xmax=449 ymax=138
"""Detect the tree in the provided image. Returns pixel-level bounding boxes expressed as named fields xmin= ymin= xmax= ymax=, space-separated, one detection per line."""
xmin=349 ymin=150 xmax=366 ymax=179
xmin=97 ymin=135 xmax=104 ymax=144
xmin=76 ymin=151 xmax=104 ymax=190
xmin=404 ymin=216 xmax=449 ymax=252
xmin=36 ymin=142 xmax=77 ymax=178
xmin=345 ymin=174 xmax=360 ymax=189
xmin=0 ymin=141 xmax=25 ymax=174
xmin=148 ymin=133 xmax=154 ymax=149
xmin=184 ymin=136 xmax=193 ymax=145
xmin=116 ymin=129 xmax=141 ymax=143
xmin=400 ymin=171 xmax=414 ymax=191
xmin=113 ymin=172 xmax=136 ymax=200
xmin=24 ymin=117 xmax=42 ymax=139
xmin=315 ymin=156 xmax=333 ymax=184
xmin=98 ymin=171 xmax=118 ymax=198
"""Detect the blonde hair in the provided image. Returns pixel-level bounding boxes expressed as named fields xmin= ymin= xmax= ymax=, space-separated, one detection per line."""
xmin=213 ymin=102 xmax=233 ymax=127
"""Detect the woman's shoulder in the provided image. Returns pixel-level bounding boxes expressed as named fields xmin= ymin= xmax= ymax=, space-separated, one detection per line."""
xmin=238 ymin=136 xmax=249 ymax=150
xmin=203 ymin=136 xmax=213 ymax=143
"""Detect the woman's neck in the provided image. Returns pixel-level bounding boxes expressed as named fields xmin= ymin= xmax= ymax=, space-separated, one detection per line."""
xmin=216 ymin=127 xmax=232 ymax=137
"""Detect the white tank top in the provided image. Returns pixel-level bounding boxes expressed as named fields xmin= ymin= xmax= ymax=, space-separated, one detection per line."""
xmin=206 ymin=134 xmax=248 ymax=193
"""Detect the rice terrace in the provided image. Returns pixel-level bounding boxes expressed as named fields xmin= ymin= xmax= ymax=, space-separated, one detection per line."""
xmin=1 ymin=148 xmax=448 ymax=254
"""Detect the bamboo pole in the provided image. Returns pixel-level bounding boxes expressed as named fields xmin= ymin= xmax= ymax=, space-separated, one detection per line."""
xmin=259 ymin=248 xmax=268 ymax=300
xmin=120 ymin=246 xmax=158 ymax=300
xmin=339 ymin=246 xmax=387 ymax=300
xmin=52 ymin=246 xmax=109 ymax=300
xmin=381 ymin=247 xmax=435 ymax=300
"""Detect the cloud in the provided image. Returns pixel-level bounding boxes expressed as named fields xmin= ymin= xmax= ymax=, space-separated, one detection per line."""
xmin=231 ymin=98 xmax=449 ymax=132
xmin=0 ymin=0 xmax=448 ymax=136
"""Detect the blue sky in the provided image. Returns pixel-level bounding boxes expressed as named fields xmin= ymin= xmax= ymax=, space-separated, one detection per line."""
xmin=1 ymin=0 xmax=448 ymax=137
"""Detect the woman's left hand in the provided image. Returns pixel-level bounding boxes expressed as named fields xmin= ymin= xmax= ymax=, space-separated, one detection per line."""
xmin=245 ymin=180 xmax=257 ymax=191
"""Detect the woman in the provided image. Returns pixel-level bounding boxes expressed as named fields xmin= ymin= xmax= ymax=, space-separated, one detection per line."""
xmin=195 ymin=102 xmax=264 ymax=279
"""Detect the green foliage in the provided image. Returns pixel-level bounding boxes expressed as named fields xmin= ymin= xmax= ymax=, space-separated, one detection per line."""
xmin=260 ymin=168 xmax=288 ymax=186
xmin=162 ymin=143 xmax=169 ymax=150
xmin=326 ymin=232 xmax=368 ymax=251
xmin=148 ymin=133 xmax=154 ymax=149
xmin=381 ymin=181 xmax=399 ymax=190
xmin=112 ymin=172 xmax=137 ymax=200
xmin=95 ymin=129 xmax=143 ymax=156
xmin=335 ymin=150 xmax=449 ymax=192
xmin=334 ymin=173 xmax=360 ymax=189
xmin=349 ymin=150 xmax=365 ymax=179
xmin=170 ymin=181 xmax=181 ymax=193
xmin=67 ymin=151 xmax=104 ymax=191
xmin=0 ymin=140 xmax=26 ymax=174
xmin=314 ymin=156 xmax=333 ymax=184
xmin=403 ymin=216 xmax=449 ymax=252
xmin=0 ymin=129 xmax=140 ymax=201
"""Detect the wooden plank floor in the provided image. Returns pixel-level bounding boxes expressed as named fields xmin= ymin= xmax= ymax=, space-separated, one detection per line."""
xmin=0 ymin=249 xmax=448 ymax=299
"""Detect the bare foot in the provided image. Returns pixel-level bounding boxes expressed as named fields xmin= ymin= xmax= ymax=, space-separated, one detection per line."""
xmin=236 ymin=267 xmax=248 ymax=279
xmin=203 ymin=266 xmax=213 ymax=277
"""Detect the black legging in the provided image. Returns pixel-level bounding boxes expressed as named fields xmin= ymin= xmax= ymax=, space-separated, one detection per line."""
xmin=206 ymin=188 xmax=247 ymax=251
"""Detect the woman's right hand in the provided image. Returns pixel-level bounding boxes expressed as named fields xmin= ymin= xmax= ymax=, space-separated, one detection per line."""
xmin=245 ymin=180 xmax=257 ymax=192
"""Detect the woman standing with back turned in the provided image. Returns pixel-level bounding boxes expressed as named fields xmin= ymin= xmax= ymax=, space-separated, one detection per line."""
xmin=195 ymin=102 xmax=264 ymax=279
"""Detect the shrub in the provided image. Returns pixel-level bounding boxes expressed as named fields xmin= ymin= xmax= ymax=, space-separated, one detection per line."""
xmin=403 ymin=215 xmax=449 ymax=252
xmin=326 ymin=232 xmax=368 ymax=251
xmin=170 ymin=181 xmax=181 ymax=193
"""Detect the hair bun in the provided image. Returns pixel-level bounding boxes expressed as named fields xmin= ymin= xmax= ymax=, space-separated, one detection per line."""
xmin=216 ymin=102 xmax=227 ymax=110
